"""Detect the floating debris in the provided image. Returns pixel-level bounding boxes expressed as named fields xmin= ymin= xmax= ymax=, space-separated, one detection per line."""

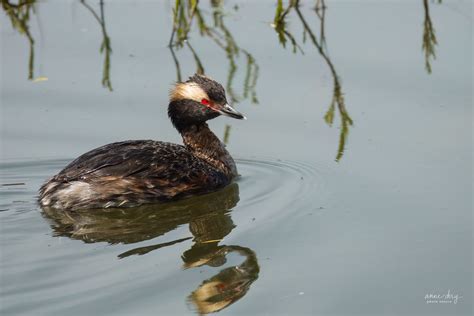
xmin=33 ymin=76 xmax=48 ymax=82
xmin=201 ymin=239 xmax=222 ymax=244
xmin=1 ymin=182 xmax=25 ymax=186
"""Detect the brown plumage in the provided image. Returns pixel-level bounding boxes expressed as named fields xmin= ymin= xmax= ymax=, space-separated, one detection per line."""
xmin=38 ymin=74 xmax=245 ymax=210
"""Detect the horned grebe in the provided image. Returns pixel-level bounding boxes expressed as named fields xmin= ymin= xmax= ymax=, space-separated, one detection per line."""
xmin=39 ymin=74 xmax=245 ymax=210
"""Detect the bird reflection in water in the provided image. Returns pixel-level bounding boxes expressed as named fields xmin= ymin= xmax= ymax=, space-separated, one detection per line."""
xmin=41 ymin=182 xmax=259 ymax=315
xmin=186 ymin=245 xmax=259 ymax=314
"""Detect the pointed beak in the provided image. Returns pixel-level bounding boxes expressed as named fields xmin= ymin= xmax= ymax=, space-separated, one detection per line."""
xmin=217 ymin=103 xmax=246 ymax=120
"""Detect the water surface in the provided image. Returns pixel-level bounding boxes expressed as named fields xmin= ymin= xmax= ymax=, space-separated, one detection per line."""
xmin=1 ymin=1 xmax=472 ymax=315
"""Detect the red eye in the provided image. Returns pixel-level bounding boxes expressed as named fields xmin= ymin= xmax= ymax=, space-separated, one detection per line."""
xmin=201 ymin=99 xmax=210 ymax=106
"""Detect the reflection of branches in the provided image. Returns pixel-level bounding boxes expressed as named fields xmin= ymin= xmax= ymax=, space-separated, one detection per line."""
xmin=243 ymin=53 xmax=259 ymax=103
xmin=273 ymin=0 xmax=304 ymax=54
xmin=273 ymin=0 xmax=352 ymax=161
xmin=169 ymin=0 xmax=259 ymax=105
xmin=314 ymin=0 xmax=327 ymax=49
xmin=2 ymin=0 xmax=36 ymax=80
xmin=223 ymin=124 xmax=231 ymax=145
xmin=422 ymin=0 xmax=438 ymax=74
xmin=169 ymin=1 xmax=259 ymax=145
xmin=80 ymin=0 xmax=113 ymax=91
xmin=169 ymin=0 xmax=199 ymax=48
xmin=169 ymin=40 xmax=183 ymax=82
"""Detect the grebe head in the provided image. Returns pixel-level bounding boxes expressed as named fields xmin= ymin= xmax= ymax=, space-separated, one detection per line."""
xmin=168 ymin=74 xmax=245 ymax=131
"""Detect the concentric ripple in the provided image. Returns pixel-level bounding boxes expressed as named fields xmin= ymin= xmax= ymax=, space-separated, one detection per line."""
xmin=1 ymin=156 xmax=335 ymax=315
xmin=234 ymin=157 xmax=333 ymax=222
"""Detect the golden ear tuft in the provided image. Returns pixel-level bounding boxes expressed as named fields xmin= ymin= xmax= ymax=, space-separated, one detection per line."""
xmin=170 ymin=82 xmax=209 ymax=103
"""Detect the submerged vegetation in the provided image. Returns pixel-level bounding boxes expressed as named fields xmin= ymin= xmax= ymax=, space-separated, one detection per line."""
xmin=1 ymin=0 xmax=443 ymax=160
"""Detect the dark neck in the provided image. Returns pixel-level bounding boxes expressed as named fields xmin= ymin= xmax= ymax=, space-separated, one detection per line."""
xmin=180 ymin=123 xmax=238 ymax=178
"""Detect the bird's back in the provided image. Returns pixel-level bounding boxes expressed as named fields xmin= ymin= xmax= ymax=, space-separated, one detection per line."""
xmin=39 ymin=140 xmax=230 ymax=210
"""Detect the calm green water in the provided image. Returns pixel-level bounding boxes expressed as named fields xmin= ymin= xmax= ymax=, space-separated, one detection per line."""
xmin=1 ymin=1 xmax=472 ymax=315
